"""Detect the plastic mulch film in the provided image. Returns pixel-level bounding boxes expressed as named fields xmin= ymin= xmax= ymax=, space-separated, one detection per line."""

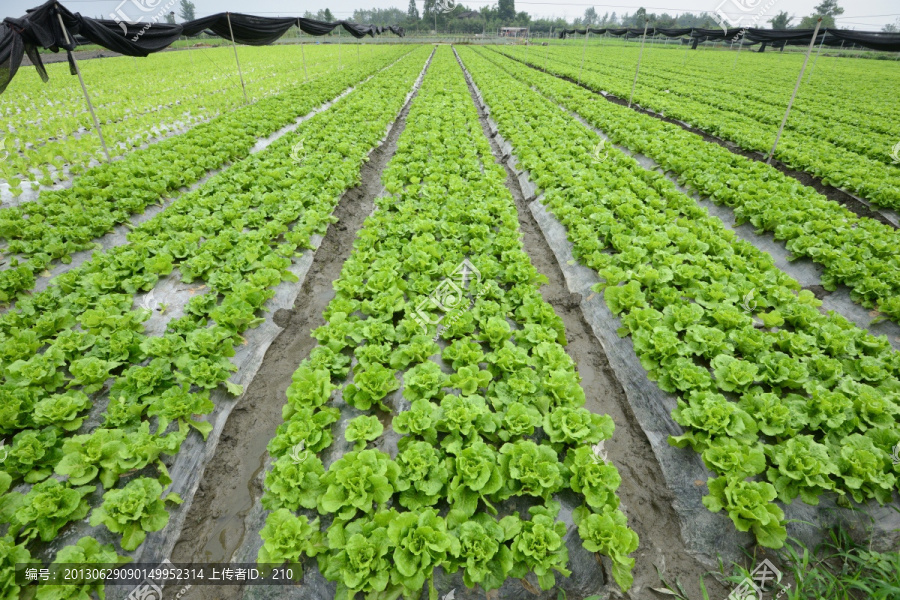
xmin=461 ymin=54 xmax=900 ymax=568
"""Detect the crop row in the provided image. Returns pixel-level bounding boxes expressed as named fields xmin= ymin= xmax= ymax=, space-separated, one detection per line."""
xmin=458 ymin=46 xmax=900 ymax=549
xmin=477 ymin=47 xmax=900 ymax=324
xmin=255 ymin=47 xmax=638 ymax=598
xmin=498 ymin=45 xmax=900 ymax=209
xmin=555 ymin=45 xmax=900 ymax=165
xmin=0 ymin=44 xmax=371 ymax=191
xmin=0 ymin=47 xmax=431 ymax=599
xmin=0 ymin=46 xmax=411 ymax=305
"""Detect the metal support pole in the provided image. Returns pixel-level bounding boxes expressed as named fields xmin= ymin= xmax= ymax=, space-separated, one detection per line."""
xmin=732 ymin=30 xmax=744 ymax=68
xmin=767 ymin=18 xmax=821 ymax=164
xmin=300 ymin=40 xmax=308 ymax=82
xmin=226 ymin=12 xmax=248 ymax=103
xmin=579 ymin=28 xmax=589 ymax=83
xmin=682 ymin=29 xmax=692 ymax=67
xmin=56 ymin=10 xmax=111 ymax=164
xmin=546 ymin=27 xmax=552 ymax=70
xmin=805 ymin=29 xmax=827 ymax=83
xmin=184 ymin=35 xmax=194 ymax=65
xmin=525 ymin=27 xmax=529 ymax=63
xmin=628 ymin=20 xmax=650 ymax=108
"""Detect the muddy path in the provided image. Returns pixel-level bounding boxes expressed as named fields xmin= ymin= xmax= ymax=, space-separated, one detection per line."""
xmin=457 ymin=50 xmax=730 ymax=600
xmin=168 ymin=55 xmax=430 ymax=598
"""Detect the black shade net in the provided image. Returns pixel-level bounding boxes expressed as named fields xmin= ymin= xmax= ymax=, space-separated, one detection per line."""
xmin=0 ymin=0 xmax=404 ymax=94
xmin=556 ymin=24 xmax=900 ymax=52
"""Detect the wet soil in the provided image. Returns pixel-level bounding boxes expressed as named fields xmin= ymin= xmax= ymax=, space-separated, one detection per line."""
xmin=457 ymin=51 xmax=731 ymax=599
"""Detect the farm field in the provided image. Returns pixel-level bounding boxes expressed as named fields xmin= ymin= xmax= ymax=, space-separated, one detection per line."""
xmin=499 ymin=43 xmax=900 ymax=210
xmin=0 ymin=33 xmax=898 ymax=600
xmin=0 ymin=44 xmax=396 ymax=199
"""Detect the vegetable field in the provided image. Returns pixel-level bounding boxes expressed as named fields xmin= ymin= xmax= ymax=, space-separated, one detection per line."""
xmin=0 ymin=37 xmax=898 ymax=600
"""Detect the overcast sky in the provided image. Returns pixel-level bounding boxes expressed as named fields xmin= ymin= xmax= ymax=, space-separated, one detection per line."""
xmin=2 ymin=0 xmax=898 ymax=29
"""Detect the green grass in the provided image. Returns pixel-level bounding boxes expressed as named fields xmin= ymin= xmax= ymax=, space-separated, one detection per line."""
xmin=653 ymin=518 xmax=900 ymax=600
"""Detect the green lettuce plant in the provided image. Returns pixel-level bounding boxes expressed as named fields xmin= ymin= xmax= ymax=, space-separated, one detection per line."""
xmin=262 ymin=450 xmax=325 ymax=511
xmin=37 ymin=536 xmax=130 ymax=600
xmin=344 ymin=363 xmax=399 ymax=411
xmin=447 ymin=440 xmax=503 ymax=517
xmin=447 ymin=513 xmax=519 ymax=591
xmin=267 ymin=407 xmax=340 ymax=457
xmin=543 ymin=407 xmax=614 ymax=449
xmin=387 ymin=508 xmax=459 ymax=599
xmin=2 ymin=479 xmax=94 ymax=542
xmin=765 ymin=435 xmax=839 ymax=505
xmin=90 ymin=476 xmax=182 ymax=551
xmin=344 ymin=415 xmax=384 ymax=451
xmin=565 ymin=446 xmax=623 ymax=512
xmin=702 ymin=476 xmax=786 ymax=549
xmin=258 ymin=508 xmax=324 ymax=577
xmin=508 ymin=503 xmax=570 ymax=590
xmin=574 ymin=506 xmax=639 ymax=591
xmin=320 ymin=511 xmax=393 ymax=599
xmin=498 ymin=440 xmax=564 ymax=501
xmin=393 ymin=398 xmax=439 ymax=445
xmin=319 ymin=449 xmax=400 ymax=520
xmin=395 ymin=441 xmax=449 ymax=510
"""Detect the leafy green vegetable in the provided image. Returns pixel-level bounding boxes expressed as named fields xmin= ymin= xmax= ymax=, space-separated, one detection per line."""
xmin=258 ymin=508 xmax=323 ymax=577
xmin=344 ymin=415 xmax=384 ymax=451
xmin=89 ymin=477 xmax=182 ymax=551
xmin=702 ymin=477 xmax=786 ymax=549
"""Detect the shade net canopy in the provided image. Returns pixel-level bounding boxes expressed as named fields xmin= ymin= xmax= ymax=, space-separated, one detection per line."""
xmin=0 ymin=1 xmax=404 ymax=93
xmin=555 ymin=23 xmax=900 ymax=52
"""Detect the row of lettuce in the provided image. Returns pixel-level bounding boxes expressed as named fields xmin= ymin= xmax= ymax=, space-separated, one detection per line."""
xmin=458 ymin=46 xmax=900 ymax=549
xmin=0 ymin=47 xmax=432 ymax=599
xmin=0 ymin=46 xmax=411 ymax=305
xmin=0 ymin=45 xmax=367 ymax=195
xmin=501 ymin=45 xmax=900 ymax=210
xmin=255 ymin=48 xmax=639 ymax=598
xmin=487 ymin=47 xmax=900 ymax=324
xmin=566 ymin=44 xmax=899 ymax=167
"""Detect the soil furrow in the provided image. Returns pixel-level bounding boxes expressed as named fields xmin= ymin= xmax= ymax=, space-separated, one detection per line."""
xmin=454 ymin=47 xmax=730 ymax=600
xmin=166 ymin=51 xmax=434 ymax=600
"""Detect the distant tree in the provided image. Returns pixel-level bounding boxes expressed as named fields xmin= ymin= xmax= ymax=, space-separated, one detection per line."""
xmin=882 ymin=17 xmax=899 ymax=32
xmin=407 ymin=0 xmax=420 ymax=23
xmin=583 ymin=7 xmax=598 ymax=25
xmin=609 ymin=11 xmax=617 ymax=24
xmin=177 ymin=0 xmax=195 ymax=22
xmin=164 ymin=12 xmax=176 ymax=25
xmin=768 ymin=11 xmax=791 ymax=29
xmin=498 ymin=0 xmax=515 ymax=22
xmin=323 ymin=8 xmax=335 ymax=22
xmin=634 ymin=7 xmax=647 ymax=25
xmin=600 ymin=11 xmax=609 ymax=25
xmin=797 ymin=0 xmax=843 ymax=28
